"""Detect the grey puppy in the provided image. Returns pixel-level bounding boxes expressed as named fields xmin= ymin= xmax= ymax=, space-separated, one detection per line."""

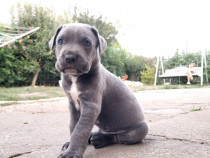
xmin=49 ymin=23 xmax=148 ymax=158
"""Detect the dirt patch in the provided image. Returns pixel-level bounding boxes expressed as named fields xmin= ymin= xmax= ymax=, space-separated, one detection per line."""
xmin=18 ymin=92 xmax=47 ymax=98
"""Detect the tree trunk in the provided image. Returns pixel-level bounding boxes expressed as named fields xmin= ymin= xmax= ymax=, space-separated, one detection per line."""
xmin=130 ymin=74 xmax=136 ymax=81
xmin=31 ymin=68 xmax=40 ymax=86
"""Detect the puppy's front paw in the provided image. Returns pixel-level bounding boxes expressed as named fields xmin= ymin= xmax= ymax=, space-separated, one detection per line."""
xmin=89 ymin=132 xmax=115 ymax=149
xmin=58 ymin=151 xmax=82 ymax=158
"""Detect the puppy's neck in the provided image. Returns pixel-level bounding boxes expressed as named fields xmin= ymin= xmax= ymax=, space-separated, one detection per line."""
xmin=70 ymin=76 xmax=77 ymax=83
xmin=69 ymin=76 xmax=81 ymax=111
xmin=82 ymin=58 xmax=100 ymax=78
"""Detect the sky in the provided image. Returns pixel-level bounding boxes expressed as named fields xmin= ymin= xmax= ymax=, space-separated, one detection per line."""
xmin=1 ymin=0 xmax=210 ymax=57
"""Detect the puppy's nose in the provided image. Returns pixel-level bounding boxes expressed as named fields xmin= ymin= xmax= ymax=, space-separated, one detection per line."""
xmin=65 ymin=54 xmax=77 ymax=63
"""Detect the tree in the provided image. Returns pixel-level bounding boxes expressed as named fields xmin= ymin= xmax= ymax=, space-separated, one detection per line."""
xmin=141 ymin=64 xmax=155 ymax=85
xmin=164 ymin=50 xmax=202 ymax=70
xmin=164 ymin=50 xmax=182 ymax=69
xmin=101 ymin=44 xmax=129 ymax=76
xmin=0 ymin=48 xmax=16 ymax=87
xmin=125 ymin=55 xmax=145 ymax=81
xmin=11 ymin=3 xmax=59 ymax=86
xmin=0 ymin=47 xmax=32 ymax=87
xmin=68 ymin=8 xmax=118 ymax=46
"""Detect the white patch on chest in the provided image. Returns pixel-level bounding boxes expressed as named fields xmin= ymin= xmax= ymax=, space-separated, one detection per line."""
xmin=69 ymin=76 xmax=81 ymax=110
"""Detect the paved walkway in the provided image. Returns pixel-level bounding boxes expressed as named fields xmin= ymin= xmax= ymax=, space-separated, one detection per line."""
xmin=0 ymin=88 xmax=210 ymax=158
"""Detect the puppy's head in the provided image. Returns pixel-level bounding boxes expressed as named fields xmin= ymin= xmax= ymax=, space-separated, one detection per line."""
xmin=49 ymin=23 xmax=107 ymax=76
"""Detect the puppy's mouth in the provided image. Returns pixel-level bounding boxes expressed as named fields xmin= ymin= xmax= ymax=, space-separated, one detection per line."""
xmin=62 ymin=68 xmax=81 ymax=75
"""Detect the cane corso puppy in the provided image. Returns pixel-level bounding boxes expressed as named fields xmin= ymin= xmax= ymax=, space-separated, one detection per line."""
xmin=49 ymin=23 xmax=148 ymax=158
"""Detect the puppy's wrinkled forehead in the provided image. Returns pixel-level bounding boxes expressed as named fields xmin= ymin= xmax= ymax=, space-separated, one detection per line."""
xmin=57 ymin=24 xmax=97 ymax=45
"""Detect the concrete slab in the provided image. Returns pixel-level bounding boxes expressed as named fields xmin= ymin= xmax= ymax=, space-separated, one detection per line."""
xmin=0 ymin=87 xmax=210 ymax=158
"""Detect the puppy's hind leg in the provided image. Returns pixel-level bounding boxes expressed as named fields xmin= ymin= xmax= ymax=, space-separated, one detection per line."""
xmin=114 ymin=121 xmax=148 ymax=145
xmin=89 ymin=122 xmax=148 ymax=148
xmin=89 ymin=131 xmax=116 ymax=149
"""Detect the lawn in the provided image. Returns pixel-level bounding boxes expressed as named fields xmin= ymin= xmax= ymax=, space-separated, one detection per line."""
xmin=0 ymin=86 xmax=65 ymax=102
xmin=128 ymin=84 xmax=206 ymax=92
xmin=0 ymin=84 xmax=206 ymax=104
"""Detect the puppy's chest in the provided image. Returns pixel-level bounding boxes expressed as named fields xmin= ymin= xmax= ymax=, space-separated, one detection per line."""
xmin=69 ymin=77 xmax=81 ymax=110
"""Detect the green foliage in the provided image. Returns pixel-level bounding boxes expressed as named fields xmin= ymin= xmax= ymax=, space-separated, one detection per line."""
xmin=0 ymin=47 xmax=32 ymax=87
xmin=164 ymin=50 xmax=202 ymax=69
xmin=3 ymin=4 xmax=121 ymax=87
xmin=0 ymin=48 xmax=15 ymax=86
xmin=101 ymin=44 xmax=129 ymax=76
xmin=125 ymin=55 xmax=146 ymax=81
xmin=163 ymin=50 xmax=210 ymax=84
xmin=1 ymin=4 xmax=209 ymax=88
xmin=141 ymin=64 xmax=155 ymax=85
xmin=69 ymin=8 xmax=118 ymax=46
xmin=10 ymin=3 xmax=61 ymax=86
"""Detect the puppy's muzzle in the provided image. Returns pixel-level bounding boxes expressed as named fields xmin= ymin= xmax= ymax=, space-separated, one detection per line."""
xmin=65 ymin=54 xmax=78 ymax=64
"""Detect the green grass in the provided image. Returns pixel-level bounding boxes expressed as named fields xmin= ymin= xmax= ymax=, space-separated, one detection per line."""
xmin=190 ymin=106 xmax=202 ymax=112
xmin=128 ymin=84 xmax=207 ymax=92
xmin=0 ymin=86 xmax=65 ymax=101
xmin=0 ymin=102 xmax=20 ymax=106
xmin=0 ymin=84 xmax=208 ymax=104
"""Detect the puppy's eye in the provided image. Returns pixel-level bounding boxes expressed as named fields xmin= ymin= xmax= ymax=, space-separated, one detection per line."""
xmin=58 ymin=39 xmax=64 ymax=45
xmin=83 ymin=40 xmax=91 ymax=47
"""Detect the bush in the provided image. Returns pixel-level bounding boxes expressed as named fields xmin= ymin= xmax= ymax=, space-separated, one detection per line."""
xmin=141 ymin=64 xmax=155 ymax=85
xmin=0 ymin=47 xmax=32 ymax=87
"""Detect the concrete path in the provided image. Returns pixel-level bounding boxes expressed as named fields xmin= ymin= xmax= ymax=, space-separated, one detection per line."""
xmin=0 ymin=88 xmax=210 ymax=158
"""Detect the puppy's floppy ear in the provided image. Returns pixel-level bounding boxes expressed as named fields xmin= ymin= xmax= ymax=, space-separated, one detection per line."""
xmin=91 ymin=27 xmax=107 ymax=55
xmin=49 ymin=25 xmax=63 ymax=50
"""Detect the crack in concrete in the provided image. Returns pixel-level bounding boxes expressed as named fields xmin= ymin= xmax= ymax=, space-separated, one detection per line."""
xmin=8 ymin=151 xmax=32 ymax=158
xmin=148 ymin=134 xmax=209 ymax=145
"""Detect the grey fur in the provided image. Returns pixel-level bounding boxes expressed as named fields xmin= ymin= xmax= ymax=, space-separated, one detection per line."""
xmin=49 ymin=23 xmax=148 ymax=158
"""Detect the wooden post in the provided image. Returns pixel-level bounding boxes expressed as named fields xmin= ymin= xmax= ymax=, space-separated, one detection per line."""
xmin=154 ymin=56 xmax=159 ymax=86
xmin=204 ymin=50 xmax=209 ymax=84
xmin=160 ymin=56 xmax=165 ymax=84
xmin=201 ymin=51 xmax=204 ymax=85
